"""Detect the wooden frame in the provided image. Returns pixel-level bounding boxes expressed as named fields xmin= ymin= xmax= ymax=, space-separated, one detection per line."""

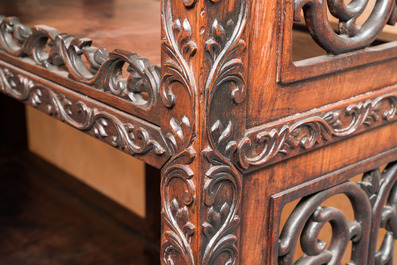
xmin=1 ymin=0 xmax=397 ymax=264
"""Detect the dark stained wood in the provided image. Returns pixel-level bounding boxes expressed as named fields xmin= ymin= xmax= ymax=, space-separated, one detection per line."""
xmin=0 ymin=153 xmax=160 ymax=265
xmin=0 ymin=61 xmax=170 ymax=168
xmin=0 ymin=0 xmax=397 ymax=264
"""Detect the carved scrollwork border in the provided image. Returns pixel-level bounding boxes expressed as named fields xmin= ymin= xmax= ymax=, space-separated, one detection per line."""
xmin=0 ymin=16 xmax=160 ymax=111
xmin=0 ymin=63 xmax=170 ymax=167
xmin=237 ymin=86 xmax=397 ymax=172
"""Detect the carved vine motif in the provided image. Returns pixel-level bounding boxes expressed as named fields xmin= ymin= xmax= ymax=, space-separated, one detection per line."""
xmin=0 ymin=66 xmax=166 ymax=156
xmin=160 ymin=0 xmax=198 ymax=264
xmin=202 ymin=149 xmax=242 ymax=265
xmin=294 ymin=0 xmax=397 ymax=54
xmin=202 ymin=0 xmax=248 ymax=264
xmin=0 ymin=16 xmax=160 ymax=109
xmin=205 ymin=2 xmax=247 ymax=106
xmin=238 ymin=92 xmax=397 ymax=170
xmin=278 ymin=162 xmax=397 ymax=265
xmin=161 ymin=148 xmax=196 ymax=265
xmin=161 ymin=11 xmax=197 ymax=152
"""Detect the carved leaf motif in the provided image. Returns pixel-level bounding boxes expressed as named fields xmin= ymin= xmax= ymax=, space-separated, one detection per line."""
xmin=0 ymin=16 xmax=159 ymax=109
xmin=0 ymin=67 xmax=166 ymax=157
xmin=202 ymin=150 xmax=242 ymax=265
xmin=359 ymin=169 xmax=381 ymax=207
xmin=206 ymin=20 xmax=226 ymax=64
xmin=161 ymin=148 xmax=196 ymax=265
xmin=237 ymin=92 xmax=397 ymax=169
xmin=161 ymin=17 xmax=196 ymax=111
xmin=210 ymin=120 xmax=237 ymax=160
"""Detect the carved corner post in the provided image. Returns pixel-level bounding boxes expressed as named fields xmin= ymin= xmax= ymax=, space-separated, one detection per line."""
xmin=160 ymin=0 xmax=248 ymax=264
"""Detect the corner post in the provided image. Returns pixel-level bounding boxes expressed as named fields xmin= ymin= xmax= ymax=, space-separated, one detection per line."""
xmin=160 ymin=0 xmax=249 ymax=264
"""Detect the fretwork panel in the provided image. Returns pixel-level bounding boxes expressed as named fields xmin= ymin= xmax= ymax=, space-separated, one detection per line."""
xmin=272 ymin=162 xmax=397 ymax=265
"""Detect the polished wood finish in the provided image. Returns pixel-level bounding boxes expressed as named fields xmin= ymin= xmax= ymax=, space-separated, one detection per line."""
xmin=1 ymin=0 xmax=397 ymax=264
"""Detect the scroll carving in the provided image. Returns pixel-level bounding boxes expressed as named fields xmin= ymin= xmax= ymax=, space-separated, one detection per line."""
xmin=277 ymin=162 xmax=397 ymax=265
xmin=278 ymin=182 xmax=371 ymax=265
xmin=202 ymin=150 xmax=242 ymax=265
xmin=161 ymin=13 xmax=197 ymax=152
xmin=202 ymin=0 xmax=248 ymax=264
xmin=294 ymin=0 xmax=397 ymax=54
xmin=160 ymin=0 xmax=198 ymax=264
xmin=0 ymin=66 xmax=166 ymax=157
xmin=161 ymin=148 xmax=196 ymax=265
xmin=238 ymin=92 xmax=397 ymax=170
xmin=0 ymin=16 xmax=160 ymax=109
xmin=359 ymin=163 xmax=397 ymax=264
xmin=161 ymin=0 xmax=248 ymax=264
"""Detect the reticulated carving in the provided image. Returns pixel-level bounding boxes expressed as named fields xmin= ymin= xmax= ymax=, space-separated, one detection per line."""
xmin=278 ymin=182 xmax=371 ymax=265
xmin=0 ymin=16 xmax=160 ymax=109
xmin=0 ymin=66 xmax=166 ymax=157
xmin=238 ymin=92 xmax=397 ymax=170
xmin=277 ymin=162 xmax=397 ymax=265
xmin=294 ymin=0 xmax=397 ymax=54
xmin=359 ymin=163 xmax=397 ymax=265
xmin=161 ymin=148 xmax=196 ymax=265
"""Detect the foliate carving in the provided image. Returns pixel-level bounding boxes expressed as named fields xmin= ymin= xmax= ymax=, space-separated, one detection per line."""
xmin=202 ymin=150 xmax=242 ymax=265
xmin=161 ymin=1 xmax=198 ymax=264
xmin=161 ymin=17 xmax=196 ymax=110
xmin=359 ymin=163 xmax=397 ymax=265
xmin=205 ymin=9 xmax=247 ymax=106
xmin=161 ymin=148 xmax=196 ymax=265
xmin=202 ymin=1 xmax=248 ymax=264
xmin=0 ymin=16 xmax=160 ymax=109
xmin=0 ymin=66 xmax=166 ymax=156
xmin=238 ymin=92 xmax=397 ymax=170
xmin=278 ymin=182 xmax=371 ymax=265
xmin=294 ymin=0 xmax=397 ymax=54
xmin=161 ymin=7 xmax=197 ymax=153
xmin=277 ymin=162 xmax=397 ymax=265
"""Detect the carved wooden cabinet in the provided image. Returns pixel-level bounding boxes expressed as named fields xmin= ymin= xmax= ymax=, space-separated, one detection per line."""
xmin=0 ymin=0 xmax=397 ymax=264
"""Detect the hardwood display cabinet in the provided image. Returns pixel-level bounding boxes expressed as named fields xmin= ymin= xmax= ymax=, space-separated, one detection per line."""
xmin=0 ymin=0 xmax=397 ymax=264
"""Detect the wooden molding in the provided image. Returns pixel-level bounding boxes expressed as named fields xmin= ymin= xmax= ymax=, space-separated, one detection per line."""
xmin=0 ymin=61 xmax=170 ymax=168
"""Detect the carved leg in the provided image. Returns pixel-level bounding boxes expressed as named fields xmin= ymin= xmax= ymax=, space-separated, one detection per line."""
xmin=160 ymin=0 xmax=248 ymax=264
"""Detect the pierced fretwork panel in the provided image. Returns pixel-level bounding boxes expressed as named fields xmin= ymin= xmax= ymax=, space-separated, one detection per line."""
xmin=273 ymin=162 xmax=397 ymax=265
xmin=294 ymin=0 xmax=397 ymax=55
